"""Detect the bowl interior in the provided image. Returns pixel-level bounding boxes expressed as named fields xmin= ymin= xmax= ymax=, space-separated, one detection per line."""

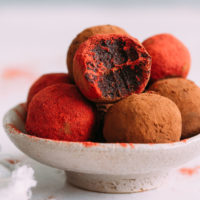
xmin=3 ymin=103 xmax=200 ymax=175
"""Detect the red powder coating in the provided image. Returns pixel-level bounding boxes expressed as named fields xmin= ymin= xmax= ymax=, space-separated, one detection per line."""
xmin=82 ymin=141 xmax=99 ymax=147
xmin=26 ymin=83 xmax=97 ymax=142
xmin=73 ymin=34 xmax=151 ymax=103
xmin=148 ymin=143 xmax=154 ymax=146
xmin=179 ymin=166 xmax=200 ymax=176
xmin=2 ymin=68 xmax=35 ymax=80
xmin=181 ymin=139 xmax=188 ymax=143
xmin=119 ymin=143 xmax=128 ymax=147
xmin=6 ymin=159 xmax=20 ymax=165
xmin=142 ymin=33 xmax=191 ymax=82
xmin=129 ymin=143 xmax=135 ymax=148
xmin=27 ymin=73 xmax=73 ymax=106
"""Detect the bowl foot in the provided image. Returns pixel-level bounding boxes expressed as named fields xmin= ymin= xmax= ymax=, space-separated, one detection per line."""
xmin=66 ymin=171 xmax=168 ymax=193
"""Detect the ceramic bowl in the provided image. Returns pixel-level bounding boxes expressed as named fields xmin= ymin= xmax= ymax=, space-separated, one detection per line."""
xmin=3 ymin=103 xmax=200 ymax=193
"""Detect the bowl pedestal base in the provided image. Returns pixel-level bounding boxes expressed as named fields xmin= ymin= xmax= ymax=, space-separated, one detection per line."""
xmin=66 ymin=171 xmax=168 ymax=193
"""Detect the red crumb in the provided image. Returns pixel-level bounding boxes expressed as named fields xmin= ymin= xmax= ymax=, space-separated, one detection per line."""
xmin=2 ymin=68 xmax=35 ymax=80
xmin=6 ymin=159 xmax=20 ymax=165
xmin=129 ymin=143 xmax=135 ymax=148
xmin=119 ymin=143 xmax=128 ymax=147
xmin=148 ymin=143 xmax=155 ymax=146
xmin=179 ymin=166 xmax=200 ymax=176
xmin=181 ymin=139 xmax=188 ymax=143
xmin=82 ymin=141 xmax=99 ymax=147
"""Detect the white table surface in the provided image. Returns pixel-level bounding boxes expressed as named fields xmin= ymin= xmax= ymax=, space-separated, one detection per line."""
xmin=1 ymin=4 xmax=200 ymax=200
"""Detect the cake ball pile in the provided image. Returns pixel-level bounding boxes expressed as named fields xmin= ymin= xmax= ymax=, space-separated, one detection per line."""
xmin=25 ymin=24 xmax=200 ymax=143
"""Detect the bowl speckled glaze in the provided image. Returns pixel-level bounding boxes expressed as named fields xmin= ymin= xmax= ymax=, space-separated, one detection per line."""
xmin=3 ymin=103 xmax=200 ymax=193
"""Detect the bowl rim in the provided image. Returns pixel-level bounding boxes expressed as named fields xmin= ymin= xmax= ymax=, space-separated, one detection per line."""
xmin=3 ymin=103 xmax=200 ymax=151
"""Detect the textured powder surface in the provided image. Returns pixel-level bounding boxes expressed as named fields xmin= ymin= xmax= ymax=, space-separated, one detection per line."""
xmin=67 ymin=24 xmax=127 ymax=80
xmin=26 ymin=83 xmax=97 ymax=141
xmin=142 ymin=33 xmax=191 ymax=82
xmin=103 ymin=93 xmax=182 ymax=143
xmin=149 ymin=78 xmax=200 ymax=139
xmin=73 ymin=34 xmax=151 ymax=103
xmin=27 ymin=73 xmax=73 ymax=106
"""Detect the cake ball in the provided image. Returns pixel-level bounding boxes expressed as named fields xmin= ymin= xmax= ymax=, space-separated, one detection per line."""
xmin=26 ymin=83 xmax=97 ymax=141
xmin=67 ymin=24 xmax=127 ymax=80
xmin=149 ymin=78 xmax=200 ymax=138
xmin=103 ymin=93 xmax=182 ymax=143
xmin=27 ymin=73 xmax=72 ymax=106
xmin=142 ymin=33 xmax=191 ymax=82
xmin=73 ymin=34 xmax=152 ymax=103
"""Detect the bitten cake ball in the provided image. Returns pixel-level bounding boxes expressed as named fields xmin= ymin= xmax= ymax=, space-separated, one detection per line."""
xmin=73 ymin=34 xmax=152 ymax=103
xmin=67 ymin=24 xmax=127 ymax=80
xmin=26 ymin=83 xmax=97 ymax=141
xmin=103 ymin=93 xmax=182 ymax=143
xmin=149 ymin=78 xmax=200 ymax=139
xmin=142 ymin=33 xmax=191 ymax=82
xmin=27 ymin=73 xmax=72 ymax=106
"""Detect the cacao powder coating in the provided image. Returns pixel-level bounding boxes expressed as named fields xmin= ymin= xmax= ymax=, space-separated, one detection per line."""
xmin=103 ymin=93 xmax=182 ymax=143
xmin=149 ymin=78 xmax=200 ymax=138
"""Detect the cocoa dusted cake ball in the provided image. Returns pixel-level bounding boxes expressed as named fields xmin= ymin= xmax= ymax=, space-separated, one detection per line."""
xmin=67 ymin=24 xmax=127 ymax=80
xmin=103 ymin=93 xmax=182 ymax=143
xmin=73 ymin=34 xmax=151 ymax=103
xmin=26 ymin=83 xmax=97 ymax=142
xmin=142 ymin=33 xmax=191 ymax=82
xmin=149 ymin=78 xmax=200 ymax=138
xmin=27 ymin=73 xmax=72 ymax=106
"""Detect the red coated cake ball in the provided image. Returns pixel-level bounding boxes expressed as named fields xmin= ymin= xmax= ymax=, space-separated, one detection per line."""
xmin=26 ymin=83 xmax=97 ymax=141
xmin=142 ymin=33 xmax=191 ymax=82
xmin=27 ymin=73 xmax=73 ymax=106
xmin=73 ymin=34 xmax=152 ymax=103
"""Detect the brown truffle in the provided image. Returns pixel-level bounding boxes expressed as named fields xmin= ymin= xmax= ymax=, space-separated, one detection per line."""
xmin=149 ymin=78 xmax=200 ymax=138
xmin=142 ymin=33 xmax=191 ymax=82
xmin=26 ymin=83 xmax=97 ymax=141
xmin=67 ymin=24 xmax=127 ymax=80
xmin=103 ymin=93 xmax=182 ymax=143
xmin=73 ymin=34 xmax=151 ymax=103
xmin=27 ymin=73 xmax=72 ymax=106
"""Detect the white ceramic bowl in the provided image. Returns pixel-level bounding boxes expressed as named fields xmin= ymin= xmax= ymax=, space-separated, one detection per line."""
xmin=3 ymin=103 xmax=200 ymax=193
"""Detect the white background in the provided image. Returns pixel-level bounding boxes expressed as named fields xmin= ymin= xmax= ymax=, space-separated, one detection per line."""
xmin=1 ymin=3 xmax=200 ymax=199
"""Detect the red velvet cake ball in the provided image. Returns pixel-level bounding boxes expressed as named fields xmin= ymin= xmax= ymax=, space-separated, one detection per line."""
xmin=26 ymin=83 xmax=97 ymax=141
xmin=73 ymin=34 xmax=152 ymax=103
